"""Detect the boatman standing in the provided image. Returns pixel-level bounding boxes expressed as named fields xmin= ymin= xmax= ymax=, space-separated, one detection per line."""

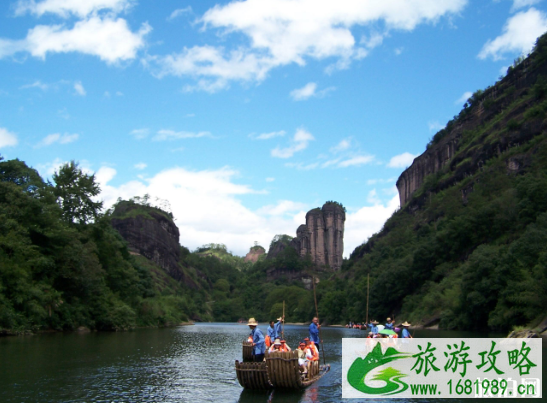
xmin=247 ymin=318 xmax=266 ymax=361
xmin=385 ymin=317 xmax=394 ymax=330
xmin=309 ymin=317 xmax=320 ymax=344
xmin=401 ymin=321 xmax=413 ymax=338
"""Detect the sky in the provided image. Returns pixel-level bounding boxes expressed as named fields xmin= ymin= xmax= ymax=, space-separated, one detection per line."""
xmin=1 ymin=0 xmax=547 ymax=257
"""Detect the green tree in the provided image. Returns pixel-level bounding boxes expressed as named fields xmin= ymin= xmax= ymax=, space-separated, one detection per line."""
xmin=53 ymin=161 xmax=102 ymax=224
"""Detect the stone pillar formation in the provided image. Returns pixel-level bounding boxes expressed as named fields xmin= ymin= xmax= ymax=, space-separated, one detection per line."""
xmin=293 ymin=202 xmax=346 ymax=271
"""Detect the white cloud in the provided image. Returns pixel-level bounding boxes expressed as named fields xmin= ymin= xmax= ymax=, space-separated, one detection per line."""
xmin=150 ymin=0 xmax=468 ymax=90
xmin=0 ymin=127 xmax=18 ymax=149
xmin=74 ymin=81 xmax=86 ymax=96
xmin=134 ymin=162 xmax=147 ymax=170
xmin=428 ymin=121 xmax=445 ymax=132
xmin=455 ymin=91 xmax=472 ymax=104
xmin=130 ymin=128 xmax=149 ymax=139
xmin=116 ymin=91 xmax=123 ymax=96
xmin=478 ymin=8 xmax=547 ymax=60
xmin=36 ymin=132 xmax=79 ymax=147
xmin=330 ymin=138 xmax=351 ymax=153
xmin=338 ymin=155 xmax=375 ymax=167
xmin=271 ymin=128 xmax=314 ymax=158
xmin=15 ymin=0 xmax=135 ymax=18
xmin=387 ymin=152 xmax=416 ymax=168
xmin=284 ymin=162 xmax=320 ymax=170
xmin=104 ymin=90 xmax=111 ymax=97
xmin=290 ymin=82 xmax=317 ymax=100
xmin=394 ymin=47 xmax=404 ymax=55
xmin=344 ymin=194 xmax=399 ymax=257
xmin=153 ymin=130 xmax=214 ymax=141
xmin=168 ymin=7 xmax=192 ymax=21
xmin=97 ymin=165 xmax=305 ymax=255
xmin=20 ymin=80 xmax=49 ymax=91
xmin=249 ymin=130 xmax=286 ymax=140
xmin=256 ymin=200 xmax=308 ymax=216
xmin=58 ymin=108 xmax=70 ymax=119
xmin=95 ymin=166 xmax=117 ymax=186
xmin=0 ymin=17 xmax=151 ymax=64
xmin=510 ymin=0 xmax=541 ymax=12
xmin=290 ymin=82 xmax=336 ymax=100
xmin=265 ymin=177 xmax=275 ymax=182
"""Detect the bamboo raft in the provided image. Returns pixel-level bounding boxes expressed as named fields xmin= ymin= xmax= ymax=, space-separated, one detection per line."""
xmin=235 ymin=350 xmax=330 ymax=390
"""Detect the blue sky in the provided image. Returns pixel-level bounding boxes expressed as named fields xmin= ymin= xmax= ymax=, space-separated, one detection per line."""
xmin=1 ymin=0 xmax=547 ymax=256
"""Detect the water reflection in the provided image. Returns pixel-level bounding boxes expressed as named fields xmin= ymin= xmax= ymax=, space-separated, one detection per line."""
xmin=0 ymin=323 xmax=543 ymax=402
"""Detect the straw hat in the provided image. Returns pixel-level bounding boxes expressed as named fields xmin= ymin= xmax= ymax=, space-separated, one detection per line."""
xmin=247 ymin=318 xmax=258 ymax=326
xmin=402 ymin=321 xmax=411 ymax=327
xmin=371 ymin=320 xmax=379 ymax=325
xmin=387 ymin=317 xmax=392 ymax=321
xmin=277 ymin=316 xmax=283 ymax=321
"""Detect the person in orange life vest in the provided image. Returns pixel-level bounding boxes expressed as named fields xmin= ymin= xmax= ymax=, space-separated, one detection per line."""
xmin=280 ymin=339 xmax=291 ymax=352
xmin=303 ymin=337 xmax=319 ymax=361
xmin=268 ymin=338 xmax=282 ymax=353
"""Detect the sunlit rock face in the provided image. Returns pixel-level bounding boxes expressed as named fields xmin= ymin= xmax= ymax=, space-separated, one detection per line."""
xmin=268 ymin=202 xmax=346 ymax=271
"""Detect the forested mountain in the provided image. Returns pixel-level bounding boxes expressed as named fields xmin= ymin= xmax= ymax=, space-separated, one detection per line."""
xmin=331 ymin=33 xmax=547 ymax=332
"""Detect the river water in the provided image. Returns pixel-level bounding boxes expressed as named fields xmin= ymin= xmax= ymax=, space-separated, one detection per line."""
xmin=0 ymin=323 xmax=544 ymax=402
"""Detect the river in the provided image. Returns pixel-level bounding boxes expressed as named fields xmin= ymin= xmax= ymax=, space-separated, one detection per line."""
xmin=0 ymin=323 xmax=544 ymax=402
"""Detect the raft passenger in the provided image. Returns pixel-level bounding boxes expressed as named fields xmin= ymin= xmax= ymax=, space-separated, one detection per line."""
xmin=247 ymin=317 xmax=266 ymax=361
xmin=280 ymin=339 xmax=291 ymax=352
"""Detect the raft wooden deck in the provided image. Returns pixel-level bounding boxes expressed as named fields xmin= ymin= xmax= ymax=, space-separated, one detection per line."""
xmin=235 ymin=348 xmax=330 ymax=390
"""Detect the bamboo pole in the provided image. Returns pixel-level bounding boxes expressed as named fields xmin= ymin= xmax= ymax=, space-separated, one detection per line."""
xmin=366 ymin=273 xmax=369 ymax=326
xmin=312 ymin=276 xmax=326 ymax=366
xmin=282 ymin=300 xmax=285 ymax=339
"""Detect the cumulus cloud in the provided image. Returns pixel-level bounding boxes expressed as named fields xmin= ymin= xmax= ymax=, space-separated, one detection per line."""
xmin=149 ymin=0 xmax=467 ymax=90
xmin=0 ymin=16 xmax=151 ymax=64
xmin=455 ymin=91 xmax=472 ymax=104
xmin=153 ymin=130 xmax=214 ymax=141
xmin=271 ymin=128 xmax=314 ymax=158
xmin=96 ymin=165 xmax=307 ymax=255
xmin=387 ymin=152 xmax=416 ymax=168
xmin=36 ymin=132 xmax=79 ymax=147
xmin=74 ymin=81 xmax=86 ymax=96
xmin=168 ymin=7 xmax=192 ymax=21
xmin=478 ymin=8 xmax=547 ymax=60
xmin=249 ymin=130 xmax=286 ymax=140
xmin=15 ymin=0 xmax=134 ymax=18
xmin=0 ymin=127 xmax=18 ymax=148
xmin=344 ymin=194 xmax=399 ymax=257
xmin=265 ymin=177 xmax=275 ymax=182
xmin=134 ymin=162 xmax=147 ymax=170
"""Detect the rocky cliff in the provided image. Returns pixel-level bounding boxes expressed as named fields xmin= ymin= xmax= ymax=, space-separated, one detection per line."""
xmin=396 ymin=45 xmax=547 ymax=207
xmin=111 ymin=201 xmax=182 ymax=280
xmin=244 ymin=245 xmax=265 ymax=263
xmin=269 ymin=202 xmax=346 ymax=270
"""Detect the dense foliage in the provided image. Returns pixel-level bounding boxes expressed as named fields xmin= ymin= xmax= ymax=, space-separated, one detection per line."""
xmin=0 ymin=159 xmax=208 ymax=333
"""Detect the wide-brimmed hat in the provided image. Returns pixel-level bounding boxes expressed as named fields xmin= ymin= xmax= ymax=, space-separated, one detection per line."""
xmin=277 ymin=316 xmax=283 ymax=321
xmin=371 ymin=320 xmax=379 ymax=325
xmin=386 ymin=317 xmax=392 ymax=321
xmin=247 ymin=318 xmax=258 ymax=326
xmin=402 ymin=321 xmax=411 ymax=327
xmin=273 ymin=339 xmax=281 ymax=346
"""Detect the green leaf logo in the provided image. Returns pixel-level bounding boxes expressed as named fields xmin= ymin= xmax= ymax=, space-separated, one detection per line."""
xmin=347 ymin=342 xmax=410 ymax=395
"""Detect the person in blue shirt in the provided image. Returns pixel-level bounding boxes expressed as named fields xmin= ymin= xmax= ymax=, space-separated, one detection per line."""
xmin=385 ymin=317 xmax=394 ymax=330
xmin=401 ymin=321 xmax=412 ymax=338
xmin=309 ymin=317 xmax=320 ymax=344
xmin=266 ymin=317 xmax=284 ymax=347
xmin=368 ymin=320 xmax=379 ymax=335
xmin=247 ymin=317 xmax=266 ymax=361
